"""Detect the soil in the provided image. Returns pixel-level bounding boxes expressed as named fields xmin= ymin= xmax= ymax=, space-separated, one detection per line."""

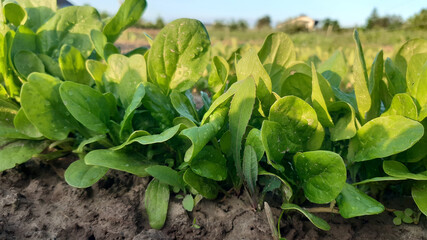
xmin=1 ymin=157 xmax=426 ymax=240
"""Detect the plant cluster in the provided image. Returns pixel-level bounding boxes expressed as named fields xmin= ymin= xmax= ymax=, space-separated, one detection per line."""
xmin=0 ymin=0 xmax=426 ymax=232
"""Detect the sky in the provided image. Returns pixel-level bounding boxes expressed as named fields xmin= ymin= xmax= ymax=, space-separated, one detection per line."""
xmin=70 ymin=0 xmax=426 ymax=27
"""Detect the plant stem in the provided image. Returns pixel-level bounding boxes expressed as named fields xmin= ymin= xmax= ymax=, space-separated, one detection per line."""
xmin=306 ymin=207 xmax=340 ymax=214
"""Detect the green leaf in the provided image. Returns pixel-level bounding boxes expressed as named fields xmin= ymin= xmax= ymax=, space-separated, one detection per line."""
xmin=394 ymin=38 xmax=427 ymax=77
xmin=86 ymin=60 xmax=107 ymax=91
xmin=0 ymin=140 xmax=48 ymax=172
xmin=90 ymin=29 xmax=107 ymax=59
xmin=208 ymin=56 xmax=229 ymax=94
xmin=142 ymin=82 xmax=177 ymax=130
xmin=13 ymin=108 xmax=42 ymax=138
xmin=59 ymin=81 xmax=110 ymax=134
xmin=145 ymin=179 xmax=170 ymax=229
xmin=59 ymin=45 xmax=91 ymax=85
xmin=366 ymin=50 xmax=383 ymax=121
xmin=397 ymin=119 xmax=427 ymax=163
xmin=119 ymin=84 xmax=145 ymax=140
xmin=407 ymin=53 xmax=427 ymax=107
xmin=181 ymin=106 xmax=228 ymax=162
xmin=0 ymin=99 xmax=32 ymax=139
xmin=384 ymin=58 xmax=406 ymax=101
xmin=13 ymin=50 xmax=45 ymax=78
xmin=352 ymin=30 xmax=370 ymax=124
xmin=243 ymin=145 xmax=258 ymax=195
xmin=412 ymin=181 xmax=427 ymax=216
xmin=11 ymin=25 xmax=36 ymax=61
xmin=64 ymin=159 xmax=108 ymax=188
xmin=103 ymin=0 xmax=147 ymax=43
xmin=258 ymin=168 xmax=293 ymax=201
xmin=353 ymin=176 xmax=405 ymax=185
xmin=318 ymin=50 xmax=347 ymax=80
xmin=170 ymin=90 xmax=199 ymax=124
xmin=329 ymin=101 xmax=357 ymax=141
xmin=16 ymin=0 xmax=56 ymax=32
xmin=258 ymin=32 xmax=295 ymax=90
xmin=229 ymin=77 xmax=256 ymax=179
xmin=4 ymin=1 xmax=27 ymax=26
xmin=0 ymin=32 xmax=21 ymax=98
xmin=37 ymin=54 xmax=63 ymax=78
xmin=21 ymin=73 xmax=78 ymax=140
xmin=145 ymin=165 xmax=185 ymax=190
xmin=183 ymin=169 xmax=218 ymax=199
xmin=383 ymin=161 xmax=427 ymax=180
xmin=348 ymin=115 xmax=424 ymax=162
xmin=36 ymin=6 xmax=103 ymax=58
xmin=294 ymin=151 xmax=346 ymax=204
xmin=382 ymin=93 xmax=418 ymax=120
xmin=148 ymin=18 xmax=210 ymax=93
xmin=85 ymin=149 xmax=153 ymax=177
xmin=336 ymin=183 xmax=384 ymax=218
xmin=245 ymin=128 xmax=264 ymax=162
xmin=190 ymin=146 xmax=227 ymax=181
xmin=262 ymin=96 xmax=322 ymax=170
xmin=113 ymin=124 xmax=181 ymax=151
xmin=182 ymin=194 xmax=194 ymax=211
xmin=74 ymin=135 xmax=106 ymax=154
xmin=311 ymin=63 xmax=334 ymax=127
xmin=280 ymin=73 xmax=312 ymax=100
xmin=281 ymin=203 xmax=330 ymax=231
xmin=103 ymin=54 xmax=147 ymax=108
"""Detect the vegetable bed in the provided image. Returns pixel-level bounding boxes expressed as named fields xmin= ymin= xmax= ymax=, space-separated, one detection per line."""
xmin=1 ymin=0 xmax=427 ymax=239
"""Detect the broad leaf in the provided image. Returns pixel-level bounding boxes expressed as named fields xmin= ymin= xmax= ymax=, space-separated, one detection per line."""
xmin=145 ymin=179 xmax=170 ymax=229
xmin=0 ymin=140 xmax=48 ymax=172
xmin=145 ymin=165 xmax=185 ymax=190
xmin=336 ymin=183 xmax=384 ymax=218
xmin=37 ymin=6 xmax=103 ymax=58
xmin=14 ymin=50 xmax=45 ymax=78
xmin=407 ymin=53 xmax=427 ymax=107
xmin=59 ymin=45 xmax=91 ymax=85
xmin=16 ymin=0 xmax=56 ymax=32
xmin=13 ymin=108 xmax=42 ymax=138
xmin=383 ymin=160 xmax=427 ymax=180
xmin=21 ymin=73 xmax=78 ymax=140
xmin=60 ymin=81 xmax=110 ymax=134
xmin=208 ymin=56 xmax=229 ymax=94
xmin=190 ymin=146 xmax=227 ymax=181
xmin=170 ymin=90 xmax=199 ymax=124
xmin=183 ymin=169 xmax=218 ymax=199
xmin=294 ymin=151 xmax=346 ymax=204
xmin=103 ymin=0 xmax=147 ymax=43
xmin=148 ymin=18 xmax=210 ymax=93
xmin=4 ymin=1 xmax=27 ymax=26
xmin=85 ymin=149 xmax=153 ymax=177
xmin=280 ymin=73 xmax=311 ymax=100
xmin=348 ymin=115 xmax=424 ymax=162
xmin=86 ymin=60 xmax=108 ymax=91
xmin=141 ymin=82 xmax=176 ymax=130
xmin=382 ymin=93 xmax=418 ymax=120
xmin=64 ymin=159 xmax=108 ymax=188
xmin=329 ymin=101 xmax=357 ymax=141
xmin=394 ymin=38 xmax=427 ymax=77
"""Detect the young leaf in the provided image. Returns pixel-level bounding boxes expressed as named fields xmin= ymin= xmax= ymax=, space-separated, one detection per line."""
xmin=348 ymin=115 xmax=424 ymax=162
xmin=170 ymin=90 xmax=199 ymax=124
xmin=64 ymin=159 xmax=109 ymax=188
xmin=229 ymin=77 xmax=256 ymax=179
xmin=412 ymin=181 xmax=427 ymax=216
xmin=103 ymin=54 xmax=147 ymax=108
xmin=328 ymin=101 xmax=357 ymax=141
xmin=208 ymin=56 xmax=229 ymax=94
xmin=59 ymin=81 xmax=110 ymax=134
xmin=141 ymin=82 xmax=175 ymax=130
xmin=37 ymin=6 xmax=103 ymax=58
xmin=90 ymin=29 xmax=107 ymax=59
xmin=311 ymin=63 xmax=334 ymax=127
xmin=190 ymin=146 xmax=227 ymax=181
xmin=352 ymin=30 xmax=370 ymax=124
xmin=112 ymin=124 xmax=181 ymax=151
xmin=145 ymin=179 xmax=170 ymax=229
xmin=103 ymin=0 xmax=147 ymax=43
xmin=258 ymin=32 xmax=295 ymax=89
xmin=381 ymin=93 xmax=418 ymax=120
xmin=148 ymin=18 xmax=210 ymax=93
xmin=243 ymin=145 xmax=258 ymax=196
xmin=145 ymin=165 xmax=185 ymax=190
xmin=181 ymin=106 xmax=228 ymax=162
xmin=0 ymin=140 xmax=48 ymax=172
xmin=85 ymin=149 xmax=153 ymax=177
xmin=182 ymin=194 xmax=194 ymax=211
xmin=281 ymin=203 xmax=330 ymax=231
xmin=86 ymin=60 xmax=108 ymax=92
xmin=336 ymin=183 xmax=384 ymax=218
xmin=383 ymin=161 xmax=427 ymax=180
xmin=4 ymin=1 xmax=27 ymax=26
xmin=183 ymin=169 xmax=218 ymax=199
xmin=294 ymin=151 xmax=346 ymax=204
xmin=21 ymin=73 xmax=78 ymax=140
xmin=59 ymin=45 xmax=91 ymax=85
xmin=119 ymin=84 xmax=145 ymax=140
xmin=245 ymin=128 xmax=264 ymax=162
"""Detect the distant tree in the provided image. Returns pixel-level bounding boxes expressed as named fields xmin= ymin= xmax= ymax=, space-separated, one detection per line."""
xmin=155 ymin=17 xmax=165 ymax=29
xmin=256 ymin=15 xmax=271 ymax=29
xmin=407 ymin=9 xmax=427 ymax=29
xmin=213 ymin=20 xmax=226 ymax=30
xmin=322 ymin=18 xmax=340 ymax=32
xmin=366 ymin=8 xmax=403 ymax=30
xmin=229 ymin=19 xmax=248 ymax=31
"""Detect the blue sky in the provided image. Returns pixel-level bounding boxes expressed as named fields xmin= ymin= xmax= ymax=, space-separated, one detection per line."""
xmin=71 ymin=0 xmax=426 ymax=27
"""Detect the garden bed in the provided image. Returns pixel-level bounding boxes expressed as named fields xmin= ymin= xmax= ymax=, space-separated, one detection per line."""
xmin=1 ymin=158 xmax=425 ymax=240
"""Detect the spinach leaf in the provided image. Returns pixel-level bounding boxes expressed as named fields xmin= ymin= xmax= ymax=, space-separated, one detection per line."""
xmin=64 ymin=159 xmax=109 ymax=188
xmin=145 ymin=179 xmax=170 ymax=229
xmin=336 ymin=183 xmax=384 ymax=218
